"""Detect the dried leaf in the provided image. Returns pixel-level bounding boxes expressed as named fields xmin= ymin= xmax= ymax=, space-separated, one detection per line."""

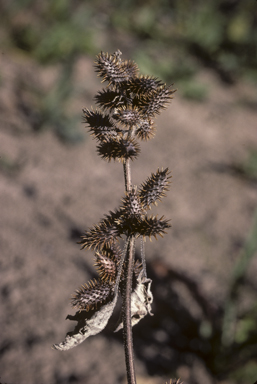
xmin=114 ymin=270 xmax=153 ymax=332
xmin=52 ymin=292 xmax=118 ymax=351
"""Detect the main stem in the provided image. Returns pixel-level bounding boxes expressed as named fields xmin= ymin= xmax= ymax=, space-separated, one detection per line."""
xmin=123 ymin=160 xmax=131 ymax=193
xmin=122 ymin=158 xmax=137 ymax=384
xmin=122 ymin=236 xmax=136 ymax=384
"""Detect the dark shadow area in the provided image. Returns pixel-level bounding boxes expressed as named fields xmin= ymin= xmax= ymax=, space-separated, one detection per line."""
xmin=208 ymin=162 xmax=257 ymax=186
xmin=109 ymin=257 xmax=257 ymax=383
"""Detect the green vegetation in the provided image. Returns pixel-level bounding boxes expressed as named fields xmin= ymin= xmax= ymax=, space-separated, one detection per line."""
xmin=2 ymin=0 xmax=257 ymax=81
xmin=1 ymin=1 xmax=256 ymax=141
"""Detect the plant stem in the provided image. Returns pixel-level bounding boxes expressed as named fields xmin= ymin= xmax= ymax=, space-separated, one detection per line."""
xmin=122 ymin=158 xmax=137 ymax=384
xmin=123 ymin=159 xmax=132 ymax=193
xmin=122 ymin=236 xmax=136 ymax=384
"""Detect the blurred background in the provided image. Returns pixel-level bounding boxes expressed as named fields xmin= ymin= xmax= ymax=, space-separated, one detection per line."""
xmin=0 ymin=0 xmax=257 ymax=383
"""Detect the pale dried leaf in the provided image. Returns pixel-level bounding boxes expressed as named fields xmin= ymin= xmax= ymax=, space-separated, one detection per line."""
xmin=52 ymin=293 xmax=118 ymax=351
xmin=114 ymin=270 xmax=153 ymax=332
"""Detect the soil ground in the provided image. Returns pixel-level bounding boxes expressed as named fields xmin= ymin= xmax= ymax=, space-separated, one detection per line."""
xmin=0 ymin=50 xmax=257 ymax=384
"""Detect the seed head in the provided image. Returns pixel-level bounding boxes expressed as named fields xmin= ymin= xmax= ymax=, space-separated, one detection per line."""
xmin=136 ymin=85 xmax=176 ymax=117
xmin=95 ymin=251 xmax=117 ymax=283
xmin=95 ymin=51 xmax=138 ymax=84
xmin=97 ymin=137 xmax=140 ymax=162
xmin=72 ymin=279 xmax=114 ymax=311
xmin=121 ymin=187 xmax=144 ymax=217
xmin=83 ymin=108 xmax=121 ymax=142
xmin=128 ymin=75 xmax=165 ymax=95
xmin=135 ymin=118 xmax=156 ymax=141
xmin=79 ymin=211 xmax=123 ymax=251
xmin=139 ymin=168 xmax=172 ymax=209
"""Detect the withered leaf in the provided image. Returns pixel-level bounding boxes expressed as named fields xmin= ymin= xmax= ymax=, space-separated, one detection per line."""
xmin=114 ymin=270 xmax=153 ymax=332
xmin=52 ymin=292 xmax=118 ymax=351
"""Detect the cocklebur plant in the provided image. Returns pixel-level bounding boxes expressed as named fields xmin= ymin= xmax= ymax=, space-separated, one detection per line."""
xmin=53 ymin=50 xmax=179 ymax=384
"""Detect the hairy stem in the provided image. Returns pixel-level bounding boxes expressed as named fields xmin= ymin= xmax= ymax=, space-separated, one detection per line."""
xmin=123 ymin=159 xmax=132 ymax=193
xmin=122 ymin=156 xmax=137 ymax=383
xmin=122 ymin=236 xmax=136 ymax=384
